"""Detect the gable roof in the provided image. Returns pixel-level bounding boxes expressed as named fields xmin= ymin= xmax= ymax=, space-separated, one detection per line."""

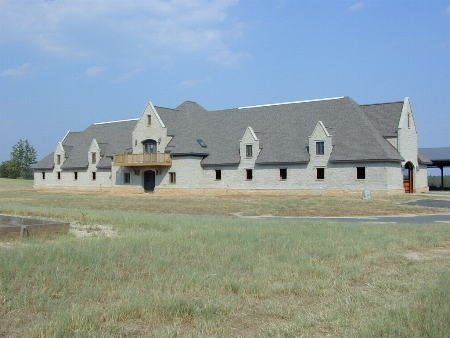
xmin=34 ymin=96 xmax=406 ymax=170
xmin=360 ymin=102 xmax=403 ymax=137
xmin=155 ymin=96 xmax=403 ymax=165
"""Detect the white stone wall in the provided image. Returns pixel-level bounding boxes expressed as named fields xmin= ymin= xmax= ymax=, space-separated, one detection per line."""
xmin=131 ymin=102 xmax=172 ymax=154
xmin=397 ymin=97 xmax=428 ymax=192
xmin=34 ymin=169 xmax=112 ymax=188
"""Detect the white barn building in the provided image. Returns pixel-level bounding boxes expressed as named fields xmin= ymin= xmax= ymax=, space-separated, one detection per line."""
xmin=32 ymin=96 xmax=429 ymax=194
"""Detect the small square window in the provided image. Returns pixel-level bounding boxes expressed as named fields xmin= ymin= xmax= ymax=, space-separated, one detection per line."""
xmin=357 ymin=167 xmax=366 ymax=180
xmin=42 ymin=172 xmax=46 ymax=180
xmin=57 ymin=171 xmax=61 ymax=180
xmin=215 ymin=169 xmax=221 ymax=180
xmin=316 ymin=168 xmax=325 ymax=180
xmin=74 ymin=172 xmax=78 ymax=180
xmin=246 ymin=144 xmax=253 ymax=158
xmin=57 ymin=155 xmax=61 ymax=165
xmin=124 ymin=172 xmax=131 ymax=184
xmin=147 ymin=115 xmax=152 ymax=125
xmin=92 ymin=172 xmax=96 ymax=181
xmin=92 ymin=152 xmax=97 ymax=164
xmin=316 ymin=141 xmax=325 ymax=155
xmin=169 ymin=172 xmax=176 ymax=184
xmin=246 ymin=169 xmax=253 ymax=180
xmin=280 ymin=168 xmax=287 ymax=180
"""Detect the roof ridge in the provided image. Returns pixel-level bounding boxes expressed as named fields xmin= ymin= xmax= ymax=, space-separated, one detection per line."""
xmin=237 ymin=96 xmax=346 ymax=109
xmin=94 ymin=118 xmax=139 ymax=125
xmin=360 ymin=101 xmax=403 ymax=107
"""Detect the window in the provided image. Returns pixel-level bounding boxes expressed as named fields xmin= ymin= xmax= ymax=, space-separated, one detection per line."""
xmin=147 ymin=115 xmax=151 ymax=125
xmin=316 ymin=141 xmax=325 ymax=155
xmin=316 ymin=168 xmax=325 ymax=180
xmin=42 ymin=172 xmax=45 ymax=180
xmin=246 ymin=144 xmax=253 ymax=158
xmin=215 ymin=169 xmax=221 ymax=180
xmin=280 ymin=168 xmax=287 ymax=180
xmin=57 ymin=154 xmax=61 ymax=165
xmin=74 ymin=172 xmax=78 ymax=180
xmin=357 ymin=167 xmax=366 ymax=180
xmin=124 ymin=172 xmax=131 ymax=184
xmin=91 ymin=152 xmax=97 ymax=164
xmin=143 ymin=139 xmax=157 ymax=153
xmin=57 ymin=171 xmax=61 ymax=180
xmin=169 ymin=172 xmax=176 ymax=184
xmin=92 ymin=172 xmax=96 ymax=181
xmin=246 ymin=169 xmax=253 ymax=180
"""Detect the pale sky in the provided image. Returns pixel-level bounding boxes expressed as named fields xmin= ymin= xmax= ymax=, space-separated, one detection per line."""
xmin=1 ymin=0 xmax=450 ymax=161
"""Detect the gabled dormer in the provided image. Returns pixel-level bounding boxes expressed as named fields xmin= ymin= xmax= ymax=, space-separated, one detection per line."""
xmin=54 ymin=142 xmax=65 ymax=167
xmin=88 ymin=138 xmax=100 ymax=168
xmin=131 ymin=101 xmax=172 ymax=154
xmin=239 ymin=126 xmax=260 ymax=167
xmin=308 ymin=121 xmax=333 ymax=166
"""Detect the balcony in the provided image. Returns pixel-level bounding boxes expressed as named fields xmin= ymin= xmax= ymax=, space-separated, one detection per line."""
xmin=113 ymin=152 xmax=172 ymax=167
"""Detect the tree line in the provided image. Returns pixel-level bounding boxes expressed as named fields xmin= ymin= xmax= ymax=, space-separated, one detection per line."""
xmin=0 ymin=139 xmax=37 ymax=179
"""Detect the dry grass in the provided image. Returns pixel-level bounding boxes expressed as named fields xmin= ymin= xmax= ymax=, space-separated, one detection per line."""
xmin=0 ymin=178 xmax=448 ymax=217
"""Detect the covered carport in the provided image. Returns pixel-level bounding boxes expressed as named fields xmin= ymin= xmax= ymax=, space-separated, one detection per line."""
xmin=419 ymin=147 xmax=450 ymax=189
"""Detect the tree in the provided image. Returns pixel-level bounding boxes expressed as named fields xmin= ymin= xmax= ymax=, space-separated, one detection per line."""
xmin=0 ymin=139 xmax=37 ymax=179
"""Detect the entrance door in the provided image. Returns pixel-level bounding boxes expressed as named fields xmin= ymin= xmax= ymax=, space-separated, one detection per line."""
xmin=403 ymin=162 xmax=414 ymax=193
xmin=144 ymin=170 xmax=156 ymax=192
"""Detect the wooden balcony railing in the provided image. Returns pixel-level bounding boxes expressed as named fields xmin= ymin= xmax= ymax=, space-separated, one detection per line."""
xmin=113 ymin=152 xmax=172 ymax=167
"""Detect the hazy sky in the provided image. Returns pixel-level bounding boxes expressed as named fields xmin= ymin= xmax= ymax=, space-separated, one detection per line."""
xmin=1 ymin=0 xmax=450 ymax=162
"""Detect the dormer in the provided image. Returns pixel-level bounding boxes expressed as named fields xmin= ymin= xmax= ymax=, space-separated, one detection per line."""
xmin=88 ymin=138 xmax=100 ymax=168
xmin=397 ymin=97 xmax=419 ymax=168
xmin=131 ymin=101 xmax=172 ymax=154
xmin=308 ymin=121 xmax=333 ymax=165
xmin=239 ymin=126 xmax=260 ymax=167
xmin=54 ymin=142 xmax=65 ymax=167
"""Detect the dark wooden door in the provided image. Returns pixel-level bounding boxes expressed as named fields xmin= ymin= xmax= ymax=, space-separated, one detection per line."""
xmin=144 ymin=170 xmax=155 ymax=192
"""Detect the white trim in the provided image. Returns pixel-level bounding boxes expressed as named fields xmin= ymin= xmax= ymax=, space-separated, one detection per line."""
xmin=248 ymin=126 xmax=258 ymax=140
xmin=318 ymin=121 xmax=331 ymax=137
xmin=238 ymin=97 xmax=345 ymax=109
xmin=94 ymin=118 xmax=139 ymax=125
xmin=61 ymin=130 xmax=70 ymax=142
xmin=148 ymin=101 xmax=166 ymax=128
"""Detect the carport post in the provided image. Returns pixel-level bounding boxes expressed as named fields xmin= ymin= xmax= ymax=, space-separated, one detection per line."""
xmin=440 ymin=166 xmax=444 ymax=189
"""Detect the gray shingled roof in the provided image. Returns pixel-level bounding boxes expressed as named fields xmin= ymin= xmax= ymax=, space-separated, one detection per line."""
xmin=360 ymin=102 xmax=403 ymax=137
xmin=34 ymin=97 xmax=406 ymax=169
xmin=31 ymin=152 xmax=54 ymax=170
xmin=419 ymin=147 xmax=450 ymax=162
xmin=156 ymin=97 xmax=403 ymax=165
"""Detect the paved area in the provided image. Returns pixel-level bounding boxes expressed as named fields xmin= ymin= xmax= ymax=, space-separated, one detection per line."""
xmin=406 ymin=199 xmax=450 ymax=209
xmin=241 ymin=213 xmax=450 ymax=224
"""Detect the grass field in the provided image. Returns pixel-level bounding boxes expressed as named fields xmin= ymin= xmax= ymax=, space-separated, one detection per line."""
xmin=0 ymin=178 xmax=449 ymax=219
xmin=0 ymin=179 xmax=449 ymax=337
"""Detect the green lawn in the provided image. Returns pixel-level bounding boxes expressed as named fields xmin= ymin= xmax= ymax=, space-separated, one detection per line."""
xmin=0 ymin=178 xmax=449 ymax=336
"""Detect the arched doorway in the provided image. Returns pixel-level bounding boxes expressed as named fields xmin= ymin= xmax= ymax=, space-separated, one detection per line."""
xmin=403 ymin=162 xmax=414 ymax=193
xmin=143 ymin=139 xmax=157 ymax=153
xmin=143 ymin=170 xmax=156 ymax=192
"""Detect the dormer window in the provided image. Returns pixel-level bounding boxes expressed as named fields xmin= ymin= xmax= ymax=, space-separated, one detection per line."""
xmin=407 ymin=114 xmax=411 ymax=129
xmin=57 ymin=155 xmax=61 ymax=165
xmin=91 ymin=152 xmax=97 ymax=164
xmin=147 ymin=115 xmax=151 ymax=126
xmin=316 ymin=141 xmax=325 ymax=155
xmin=246 ymin=145 xmax=253 ymax=158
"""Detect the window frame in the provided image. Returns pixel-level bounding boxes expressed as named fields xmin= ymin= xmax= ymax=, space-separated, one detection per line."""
xmin=215 ymin=169 xmax=222 ymax=181
xmin=169 ymin=172 xmax=176 ymax=184
xmin=246 ymin=169 xmax=253 ymax=180
xmin=91 ymin=152 xmax=97 ymax=164
xmin=246 ymin=144 xmax=253 ymax=158
xmin=316 ymin=141 xmax=325 ymax=156
xmin=316 ymin=167 xmax=325 ymax=180
xmin=356 ymin=167 xmax=366 ymax=180
xmin=147 ymin=115 xmax=152 ymax=126
xmin=280 ymin=168 xmax=287 ymax=180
